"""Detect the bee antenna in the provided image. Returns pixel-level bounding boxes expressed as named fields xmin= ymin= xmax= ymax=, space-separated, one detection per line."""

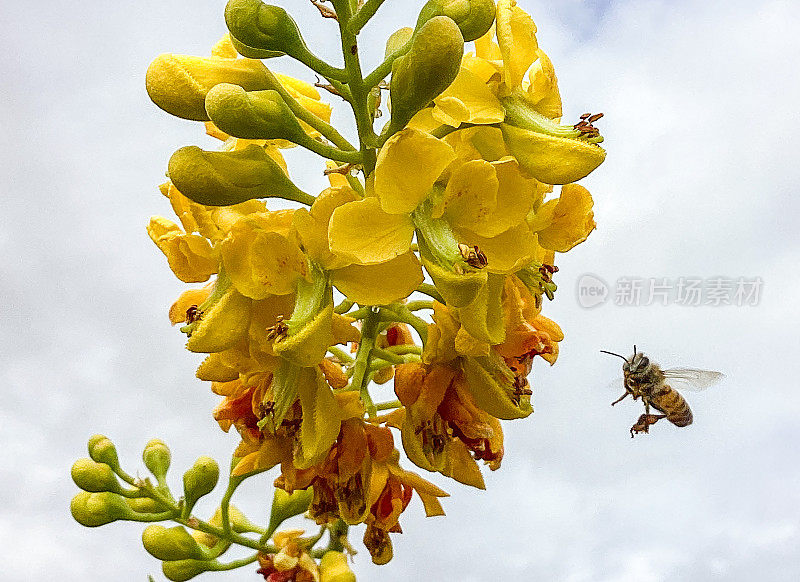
xmin=600 ymin=350 xmax=628 ymax=361
xmin=633 ymin=344 xmax=637 ymax=355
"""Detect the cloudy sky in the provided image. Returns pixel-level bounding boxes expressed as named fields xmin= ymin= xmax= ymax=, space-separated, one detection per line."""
xmin=2 ymin=0 xmax=799 ymax=580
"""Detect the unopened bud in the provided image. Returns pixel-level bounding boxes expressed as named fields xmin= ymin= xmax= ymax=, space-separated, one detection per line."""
xmin=162 ymin=559 xmax=217 ymax=582
xmin=320 ymin=551 xmax=356 ymax=582
xmin=267 ymin=488 xmax=313 ymax=534
xmin=168 ymin=145 xmax=308 ymax=207
xmin=389 ymin=16 xmax=464 ymax=134
xmin=71 ymin=458 xmax=123 ymax=493
xmin=87 ymin=435 xmax=120 ymax=471
xmin=143 ymin=439 xmax=172 ymax=482
xmin=145 ymin=54 xmax=272 ymax=121
xmin=416 ymin=0 xmax=496 ymax=41
xmin=142 ymin=525 xmax=209 ymax=561
xmin=205 ymin=84 xmax=306 ymax=143
xmin=183 ymin=456 xmax=220 ymax=510
xmin=225 ymin=0 xmax=309 ymax=61
xmin=70 ymin=491 xmax=133 ymax=527
xmin=127 ymin=497 xmax=165 ymax=514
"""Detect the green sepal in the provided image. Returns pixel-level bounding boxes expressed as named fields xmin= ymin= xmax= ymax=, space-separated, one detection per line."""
xmin=168 ymin=145 xmax=312 ymax=207
xmin=455 ymin=272 xmax=505 ymax=344
xmin=416 ymin=0 xmax=497 ymax=42
xmin=205 ymin=84 xmax=308 ymax=143
xmin=388 ymin=16 xmax=464 ymax=134
xmin=460 ymin=352 xmax=532 ymax=419
xmin=183 ymin=281 xmax=252 ymax=354
xmin=229 ymin=33 xmax=284 ymax=59
xmin=142 ymin=525 xmax=211 ymax=561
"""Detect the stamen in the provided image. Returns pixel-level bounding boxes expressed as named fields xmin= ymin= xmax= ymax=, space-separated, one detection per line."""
xmin=265 ymin=315 xmax=289 ymax=342
xmin=458 ymin=244 xmax=488 ymax=268
xmin=185 ymin=305 xmax=203 ymax=323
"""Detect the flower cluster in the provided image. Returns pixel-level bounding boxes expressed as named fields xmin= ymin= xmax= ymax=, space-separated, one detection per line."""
xmin=71 ymin=1 xmax=603 ymax=579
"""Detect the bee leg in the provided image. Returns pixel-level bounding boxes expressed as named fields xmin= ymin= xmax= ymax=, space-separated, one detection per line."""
xmin=630 ymin=414 xmax=666 ymax=438
xmin=611 ymin=392 xmax=629 ymax=406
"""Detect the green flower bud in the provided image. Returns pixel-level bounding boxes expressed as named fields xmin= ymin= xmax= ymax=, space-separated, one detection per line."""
xmin=145 ymin=54 xmax=274 ymax=121
xmin=224 ymin=0 xmax=307 ymax=62
xmin=385 ymin=27 xmax=413 ymax=58
xmin=71 ymin=458 xmax=123 ymax=493
xmin=416 ymin=0 xmax=496 ymax=42
xmin=183 ymin=456 xmax=219 ymax=510
xmin=143 ymin=439 xmax=171 ymax=482
xmin=320 ymin=551 xmax=356 ymax=582
xmin=142 ymin=525 xmax=209 ymax=561
xmin=205 ymin=84 xmax=307 ymax=143
xmin=389 ymin=16 xmax=464 ymax=134
xmin=267 ymin=487 xmax=314 ymax=534
xmin=87 ymin=435 xmax=120 ymax=471
xmin=162 ymin=559 xmax=217 ymax=582
xmin=70 ymin=491 xmax=134 ymax=527
xmin=168 ymin=145 xmax=312 ymax=207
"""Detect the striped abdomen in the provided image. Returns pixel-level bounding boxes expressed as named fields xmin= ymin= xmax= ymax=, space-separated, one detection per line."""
xmin=651 ymin=385 xmax=693 ymax=427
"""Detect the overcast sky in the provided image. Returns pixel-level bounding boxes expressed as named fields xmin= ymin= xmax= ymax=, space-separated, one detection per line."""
xmin=2 ymin=0 xmax=799 ymax=580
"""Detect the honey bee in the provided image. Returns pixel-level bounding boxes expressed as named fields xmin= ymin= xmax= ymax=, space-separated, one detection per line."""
xmin=601 ymin=346 xmax=724 ymax=438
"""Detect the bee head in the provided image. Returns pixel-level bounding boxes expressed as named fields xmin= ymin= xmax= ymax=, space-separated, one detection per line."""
xmin=601 ymin=345 xmax=649 ymax=373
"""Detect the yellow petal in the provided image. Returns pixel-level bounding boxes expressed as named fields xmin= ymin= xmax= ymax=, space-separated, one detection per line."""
xmin=526 ymin=49 xmax=562 ymax=119
xmin=328 ymin=198 xmax=415 ymax=265
xmin=294 ymin=367 xmax=342 ymax=469
xmin=495 ymin=0 xmax=538 ymax=93
xmin=169 ymin=285 xmax=213 ymax=324
xmin=460 ymin=353 xmax=532 ymax=419
xmin=374 ymin=129 xmax=456 ymax=214
xmin=501 ymin=123 xmax=606 ymax=185
xmin=273 ymin=302 xmax=334 ymax=368
xmin=433 ymin=67 xmax=505 ymax=126
xmin=331 ymin=252 xmax=423 ymax=305
xmin=220 ymin=213 xmax=308 ymax=299
xmin=530 ymin=184 xmax=596 ymax=252
xmin=293 ymin=186 xmax=358 ymax=267
xmin=456 ymin=224 xmax=539 ymax=273
xmin=444 ymin=440 xmax=486 ymax=489
xmin=438 ymin=159 xmax=498 ymax=230
xmin=146 ymin=217 xmax=218 ymax=283
xmin=456 ymin=272 xmax=505 ymax=344
xmin=186 ymin=287 xmax=252 ymax=353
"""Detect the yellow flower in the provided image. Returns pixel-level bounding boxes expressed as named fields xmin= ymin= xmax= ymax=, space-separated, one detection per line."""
xmin=527 ymin=183 xmax=596 ymax=252
xmin=257 ymin=528 xmax=319 ymax=582
xmin=146 ymin=216 xmax=218 ymax=283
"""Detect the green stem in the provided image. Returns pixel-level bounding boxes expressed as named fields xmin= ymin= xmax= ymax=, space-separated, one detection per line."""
xmin=333 ymin=0 xmax=379 ymax=175
xmin=206 ymin=554 xmax=260 ymax=572
xmin=380 ymin=306 xmax=428 ymax=344
xmin=334 ymin=299 xmax=354 ymax=314
xmin=406 ymin=299 xmax=434 ymax=311
xmin=384 ymin=344 xmax=422 ymax=356
xmin=301 ymin=137 xmax=364 ymax=164
xmin=350 ymin=307 xmax=380 ymax=416
xmin=348 ymin=0 xmax=387 ymax=34
xmin=415 ymin=283 xmax=446 ymax=304
xmin=220 ymin=474 xmax=245 ymax=536
xmin=327 ymin=345 xmax=354 ymax=364
xmin=371 ymin=347 xmax=405 ymax=364
xmin=375 ymin=399 xmax=402 ymax=411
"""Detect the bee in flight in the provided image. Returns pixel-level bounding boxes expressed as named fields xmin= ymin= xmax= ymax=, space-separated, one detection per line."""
xmin=601 ymin=346 xmax=724 ymax=438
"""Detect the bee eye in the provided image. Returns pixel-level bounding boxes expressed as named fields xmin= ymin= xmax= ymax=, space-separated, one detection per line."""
xmin=639 ymin=357 xmax=649 ymax=368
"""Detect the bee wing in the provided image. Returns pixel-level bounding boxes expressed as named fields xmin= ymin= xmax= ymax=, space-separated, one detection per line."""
xmin=662 ymin=368 xmax=725 ymax=392
xmin=605 ymin=376 xmax=625 ymax=391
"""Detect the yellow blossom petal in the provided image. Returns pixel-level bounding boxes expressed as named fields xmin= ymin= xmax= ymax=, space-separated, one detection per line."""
xmin=456 ymin=223 xmax=539 ymax=273
xmin=495 ymin=0 xmax=538 ymax=94
xmin=273 ymin=301 xmax=334 ymax=368
xmin=331 ymin=252 xmax=423 ymax=305
xmin=529 ymin=184 xmax=596 ymax=252
xmin=186 ymin=287 xmax=252 ymax=353
xmin=437 ymin=159 xmax=498 ymax=227
xmin=525 ymin=49 xmax=562 ymax=119
xmin=147 ymin=216 xmax=218 ymax=283
xmin=294 ymin=367 xmax=343 ymax=469
xmin=455 ymin=272 xmax=505 ymax=344
xmin=328 ymin=198 xmax=415 ymax=265
xmin=374 ymin=129 xmax=456 ymax=214
xmin=220 ymin=213 xmax=308 ymax=298
xmin=501 ymin=123 xmax=606 ymax=185
xmin=432 ymin=68 xmax=505 ymax=127
xmin=292 ymin=186 xmax=358 ymax=268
